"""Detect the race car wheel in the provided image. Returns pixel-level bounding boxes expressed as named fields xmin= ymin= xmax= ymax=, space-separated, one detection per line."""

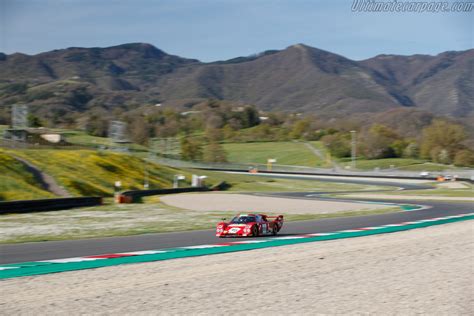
xmin=272 ymin=226 xmax=278 ymax=236
xmin=252 ymin=225 xmax=259 ymax=237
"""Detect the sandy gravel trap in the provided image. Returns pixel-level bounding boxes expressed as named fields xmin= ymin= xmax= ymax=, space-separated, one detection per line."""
xmin=1 ymin=220 xmax=473 ymax=314
xmin=160 ymin=193 xmax=387 ymax=214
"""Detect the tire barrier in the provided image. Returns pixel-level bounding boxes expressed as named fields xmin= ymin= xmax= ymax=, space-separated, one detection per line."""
xmin=0 ymin=197 xmax=103 ymax=214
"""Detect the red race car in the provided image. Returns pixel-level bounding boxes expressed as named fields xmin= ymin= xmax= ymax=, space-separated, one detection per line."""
xmin=216 ymin=213 xmax=284 ymax=238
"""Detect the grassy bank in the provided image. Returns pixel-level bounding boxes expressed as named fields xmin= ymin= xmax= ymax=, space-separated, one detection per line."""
xmin=0 ymin=149 xmax=54 ymax=201
xmin=2 ymin=149 xmax=191 ymax=198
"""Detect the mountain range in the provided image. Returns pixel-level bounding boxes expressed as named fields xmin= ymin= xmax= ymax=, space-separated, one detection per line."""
xmin=0 ymin=43 xmax=473 ymax=120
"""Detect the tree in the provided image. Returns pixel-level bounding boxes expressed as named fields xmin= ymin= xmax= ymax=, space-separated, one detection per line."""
xmin=361 ymin=124 xmax=400 ymax=159
xmin=321 ymin=133 xmax=351 ymax=158
xmin=203 ymin=142 xmax=228 ymax=163
xmin=252 ymin=124 xmax=274 ymax=141
xmin=222 ymin=124 xmax=236 ymax=140
xmin=403 ymin=142 xmax=419 ymax=158
xmin=206 ymin=114 xmax=224 ymax=129
xmin=420 ymin=120 xmax=467 ymax=163
xmin=205 ymin=127 xmax=223 ymax=142
xmin=129 ymin=118 xmax=150 ymax=145
xmin=180 ymin=137 xmax=203 ymax=161
xmin=84 ymin=113 xmax=109 ymax=137
xmin=241 ymin=106 xmax=260 ymax=128
xmin=27 ymin=114 xmax=43 ymax=128
xmin=289 ymin=119 xmax=311 ymax=139
xmin=453 ymin=150 xmax=474 ymax=167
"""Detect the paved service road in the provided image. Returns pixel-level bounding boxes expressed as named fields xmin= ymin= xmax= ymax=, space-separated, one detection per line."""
xmin=1 ymin=176 xmax=472 ymax=264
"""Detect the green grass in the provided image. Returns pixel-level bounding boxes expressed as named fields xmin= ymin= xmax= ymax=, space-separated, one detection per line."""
xmin=222 ymin=141 xmax=324 ymax=167
xmin=397 ymin=163 xmax=469 ymax=172
xmin=0 ymin=149 xmax=54 ymax=201
xmin=337 ymin=158 xmax=426 ymax=170
xmin=0 ymin=201 xmax=400 ymax=243
xmin=336 ymin=157 xmax=470 ymax=172
xmin=3 ymin=148 xmax=191 ymax=198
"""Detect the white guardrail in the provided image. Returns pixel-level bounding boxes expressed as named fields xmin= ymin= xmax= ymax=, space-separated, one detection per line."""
xmin=152 ymin=157 xmax=474 ymax=181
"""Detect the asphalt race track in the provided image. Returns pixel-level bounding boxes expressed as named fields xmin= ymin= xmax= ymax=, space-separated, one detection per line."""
xmin=1 ymin=175 xmax=472 ymax=264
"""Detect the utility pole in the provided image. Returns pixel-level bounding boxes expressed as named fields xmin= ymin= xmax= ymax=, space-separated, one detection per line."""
xmin=351 ymin=130 xmax=357 ymax=170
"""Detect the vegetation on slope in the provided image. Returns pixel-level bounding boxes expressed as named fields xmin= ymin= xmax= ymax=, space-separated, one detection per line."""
xmin=0 ymin=149 xmax=54 ymax=201
xmin=5 ymin=149 xmax=191 ymax=197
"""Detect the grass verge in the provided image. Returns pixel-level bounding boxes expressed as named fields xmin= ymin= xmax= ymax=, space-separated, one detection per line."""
xmin=333 ymin=182 xmax=473 ymax=199
xmin=0 ymin=201 xmax=400 ymax=244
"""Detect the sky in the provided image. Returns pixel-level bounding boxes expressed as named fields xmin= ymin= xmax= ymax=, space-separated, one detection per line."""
xmin=0 ymin=0 xmax=472 ymax=61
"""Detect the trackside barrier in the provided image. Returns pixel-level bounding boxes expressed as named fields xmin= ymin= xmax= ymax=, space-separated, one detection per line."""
xmin=196 ymin=167 xmax=474 ymax=184
xmin=118 ymin=187 xmax=210 ymax=203
xmin=152 ymin=157 xmax=474 ymax=183
xmin=0 ymin=197 xmax=103 ymax=214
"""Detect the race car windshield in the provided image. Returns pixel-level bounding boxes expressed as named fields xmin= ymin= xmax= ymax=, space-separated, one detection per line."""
xmin=230 ymin=216 xmax=256 ymax=224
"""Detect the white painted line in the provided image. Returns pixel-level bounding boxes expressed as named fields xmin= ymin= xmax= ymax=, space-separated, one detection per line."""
xmin=116 ymin=250 xmax=167 ymax=255
xmin=361 ymin=227 xmax=385 ymax=230
xmin=305 ymin=233 xmax=337 ymax=236
xmin=38 ymin=257 xmax=103 ymax=263
xmin=180 ymin=245 xmax=226 ymax=249
xmin=443 ymin=215 xmax=465 ymax=219
xmin=268 ymin=236 xmax=306 ymax=240
xmin=383 ymin=224 xmax=405 ymax=227
xmin=338 ymin=230 xmax=362 ymax=233
xmin=0 ymin=267 xmax=19 ymax=271
xmin=418 ymin=219 xmax=439 ymax=222
xmin=231 ymin=240 xmax=270 ymax=244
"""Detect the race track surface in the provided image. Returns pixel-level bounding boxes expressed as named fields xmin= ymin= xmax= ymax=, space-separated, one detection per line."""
xmin=1 ymin=176 xmax=472 ymax=264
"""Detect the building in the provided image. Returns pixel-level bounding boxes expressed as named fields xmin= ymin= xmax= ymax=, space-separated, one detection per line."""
xmin=3 ymin=128 xmax=67 ymax=145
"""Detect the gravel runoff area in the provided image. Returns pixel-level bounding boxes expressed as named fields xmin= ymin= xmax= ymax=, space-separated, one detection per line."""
xmin=160 ymin=193 xmax=387 ymax=214
xmin=1 ymin=220 xmax=472 ymax=314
